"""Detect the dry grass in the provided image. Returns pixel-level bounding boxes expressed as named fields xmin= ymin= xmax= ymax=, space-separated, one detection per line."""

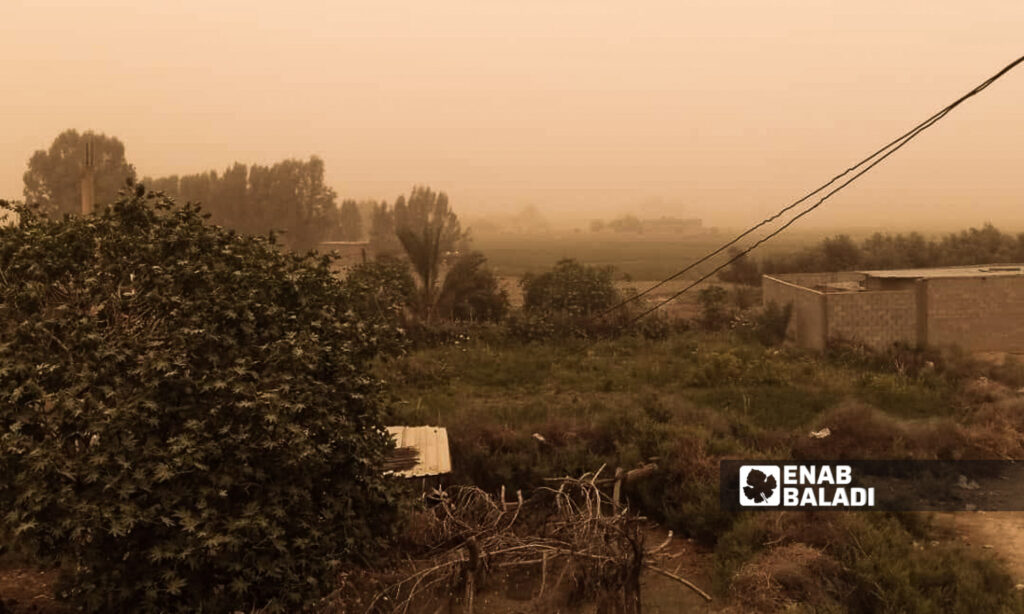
xmin=791 ymin=397 xmax=1024 ymax=461
xmin=729 ymin=543 xmax=844 ymax=612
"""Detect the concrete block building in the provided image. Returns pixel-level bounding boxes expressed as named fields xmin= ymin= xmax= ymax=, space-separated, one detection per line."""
xmin=762 ymin=265 xmax=1024 ymax=352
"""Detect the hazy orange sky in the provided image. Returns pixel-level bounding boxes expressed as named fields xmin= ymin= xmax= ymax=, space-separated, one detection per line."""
xmin=2 ymin=1 xmax=1022 ymax=229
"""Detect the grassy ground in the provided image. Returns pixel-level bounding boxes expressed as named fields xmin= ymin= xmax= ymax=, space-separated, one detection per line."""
xmin=380 ymin=327 xmax=1024 ymax=612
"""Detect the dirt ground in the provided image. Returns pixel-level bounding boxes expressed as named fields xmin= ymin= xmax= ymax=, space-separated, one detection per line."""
xmin=638 ymin=527 xmax=717 ymax=613
xmin=0 ymin=564 xmax=65 ymax=614
xmin=940 ymin=511 xmax=1024 ymax=586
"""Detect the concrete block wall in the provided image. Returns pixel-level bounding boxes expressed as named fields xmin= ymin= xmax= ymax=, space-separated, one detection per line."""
xmin=827 ymin=290 xmax=918 ymax=350
xmin=925 ymin=277 xmax=1024 ymax=351
xmin=762 ymin=275 xmax=826 ymax=350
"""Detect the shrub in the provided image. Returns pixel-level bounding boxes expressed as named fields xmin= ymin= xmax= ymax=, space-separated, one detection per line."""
xmin=505 ymin=309 xmax=564 ymax=342
xmin=343 ymin=255 xmax=417 ymax=322
xmin=520 ymin=259 xmax=620 ymax=317
xmin=696 ymin=285 xmax=731 ymax=330
xmin=717 ymin=247 xmax=762 ymax=286
xmin=0 ymin=190 xmax=404 ymax=612
xmin=504 ymin=307 xmax=646 ymax=343
xmin=752 ymin=300 xmax=792 ymax=346
xmin=717 ymin=512 xmax=1022 ymax=613
xmin=632 ymin=312 xmax=673 ymax=340
xmin=729 ymin=543 xmax=845 ymax=611
xmin=435 ymin=251 xmax=509 ymax=322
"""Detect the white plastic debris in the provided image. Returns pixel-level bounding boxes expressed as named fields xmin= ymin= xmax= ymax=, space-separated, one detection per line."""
xmin=957 ymin=474 xmax=980 ymax=490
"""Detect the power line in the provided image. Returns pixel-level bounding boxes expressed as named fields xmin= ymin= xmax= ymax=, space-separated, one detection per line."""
xmin=615 ymin=53 xmax=1024 ymax=323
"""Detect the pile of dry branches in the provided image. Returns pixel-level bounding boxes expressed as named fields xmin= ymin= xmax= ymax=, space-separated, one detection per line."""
xmin=324 ymin=466 xmax=710 ymax=613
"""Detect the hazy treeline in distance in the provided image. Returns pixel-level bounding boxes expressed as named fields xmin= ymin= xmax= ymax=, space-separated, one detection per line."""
xmin=720 ymin=225 xmax=1024 ymax=285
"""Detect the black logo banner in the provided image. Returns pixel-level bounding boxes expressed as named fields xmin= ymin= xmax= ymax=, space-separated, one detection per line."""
xmin=720 ymin=460 xmax=1024 ymax=511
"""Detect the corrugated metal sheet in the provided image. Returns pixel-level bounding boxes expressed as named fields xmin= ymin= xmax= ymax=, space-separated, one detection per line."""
xmin=385 ymin=426 xmax=451 ymax=477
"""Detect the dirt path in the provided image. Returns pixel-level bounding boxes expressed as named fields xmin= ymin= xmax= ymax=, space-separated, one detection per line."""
xmin=938 ymin=512 xmax=1024 ymax=585
xmin=640 ymin=527 xmax=718 ymax=613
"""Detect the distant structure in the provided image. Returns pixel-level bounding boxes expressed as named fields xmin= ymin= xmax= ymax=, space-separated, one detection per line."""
xmin=318 ymin=240 xmax=368 ymax=269
xmin=640 ymin=217 xmax=703 ymax=235
xmin=80 ymin=139 xmax=95 ymax=215
xmin=763 ymin=265 xmax=1024 ymax=352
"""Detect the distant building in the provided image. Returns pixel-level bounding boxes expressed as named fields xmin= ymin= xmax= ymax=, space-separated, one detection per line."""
xmin=763 ymin=264 xmax=1024 ymax=352
xmin=318 ymin=240 xmax=369 ymax=269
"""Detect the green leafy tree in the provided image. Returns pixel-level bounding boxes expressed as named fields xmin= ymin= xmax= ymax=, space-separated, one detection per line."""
xmin=436 ymin=251 xmax=509 ymax=321
xmin=145 ymin=157 xmax=339 ymax=251
xmin=0 ymin=187 xmax=403 ymax=613
xmin=718 ymin=247 xmax=762 ymax=286
xmin=243 ymin=156 xmax=338 ymax=251
xmin=22 ymin=129 xmax=136 ymax=215
xmin=520 ymin=258 xmax=620 ymax=317
xmin=821 ymin=234 xmax=861 ymax=271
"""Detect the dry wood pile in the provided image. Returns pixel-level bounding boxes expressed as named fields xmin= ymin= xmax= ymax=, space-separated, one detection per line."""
xmin=322 ymin=466 xmax=710 ymax=613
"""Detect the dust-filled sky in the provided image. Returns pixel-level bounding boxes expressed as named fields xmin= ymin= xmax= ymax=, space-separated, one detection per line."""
xmin=2 ymin=1 xmax=1022 ymax=230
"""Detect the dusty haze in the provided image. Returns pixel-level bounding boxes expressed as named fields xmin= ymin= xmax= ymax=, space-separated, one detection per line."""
xmin=2 ymin=0 xmax=1022 ymax=230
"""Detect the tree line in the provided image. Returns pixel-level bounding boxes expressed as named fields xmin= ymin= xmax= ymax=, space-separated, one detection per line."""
xmin=720 ymin=224 xmax=1024 ymax=285
xmin=20 ymin=129 xmax=513 ymax=324
xmin=22 ymin=129 xmax=379 ymax=251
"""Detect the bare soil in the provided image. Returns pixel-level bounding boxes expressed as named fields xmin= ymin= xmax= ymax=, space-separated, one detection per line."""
xmin=940 ymin=511 xmax=1024 ymax=583
xmin=0 ymin=563 xmax=65 ymax=614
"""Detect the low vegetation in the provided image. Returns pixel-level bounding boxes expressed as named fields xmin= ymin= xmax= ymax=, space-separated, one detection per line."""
xmin=382 ymin=319 xmax=1024 ymax=611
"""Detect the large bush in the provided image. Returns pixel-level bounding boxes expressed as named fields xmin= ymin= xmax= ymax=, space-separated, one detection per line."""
xmin=520 ymin=258 xmax=620 ymax=317
xmin=343 ymin=255 xmax=417 ymax=325
xmin=435 ymin=251 xmax=508 ymax=322
xmin=696 ymin=285 xmax=732 ymax=330
xmin=0 ymin=188 xmax=404 ymax=612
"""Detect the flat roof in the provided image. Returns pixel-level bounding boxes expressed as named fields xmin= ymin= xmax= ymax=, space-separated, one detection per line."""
xmin=858 ymin=264 xmax=1024 ymax=279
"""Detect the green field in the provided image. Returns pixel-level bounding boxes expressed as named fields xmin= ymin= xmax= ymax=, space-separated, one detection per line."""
xmin=472 ymin=230 xmax=825 ymax=280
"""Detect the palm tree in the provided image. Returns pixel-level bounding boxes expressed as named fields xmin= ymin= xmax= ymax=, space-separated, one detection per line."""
xmin=393 ymin=186 xmax=464 ymax=320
